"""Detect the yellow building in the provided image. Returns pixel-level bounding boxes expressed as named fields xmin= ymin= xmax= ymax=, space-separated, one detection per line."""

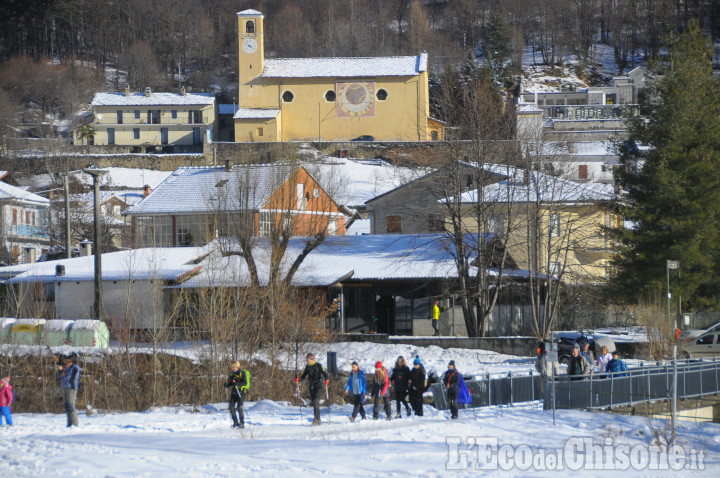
xmin=86 ymin=86 xmax=216 ymax=151
xmin=234 ymin=9 xmax=443 ymax=142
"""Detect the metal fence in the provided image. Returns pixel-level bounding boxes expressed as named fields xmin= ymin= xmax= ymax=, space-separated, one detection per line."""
xmin=429 ymin=358 xmax=720 ymax=412
xmin=431 ymin=371 xmax=544 ymax=410
xmin=547 ymin=358 xmax=720 ymax=410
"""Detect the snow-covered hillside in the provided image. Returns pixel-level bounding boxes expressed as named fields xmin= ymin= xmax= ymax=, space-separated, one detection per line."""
xmin=1 ymin=401 xmax=717 ymax=477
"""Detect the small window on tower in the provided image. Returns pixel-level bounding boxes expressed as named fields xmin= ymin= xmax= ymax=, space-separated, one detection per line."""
xmin=246 ymin=21 xmax=255 ymax=35
xmin=282 ymin=91 xmax=294 ymax=103
xmin=325 ymin=90 xmax=336 ymax=102
xmin=376 ymin=89 xmax=388 ymax=101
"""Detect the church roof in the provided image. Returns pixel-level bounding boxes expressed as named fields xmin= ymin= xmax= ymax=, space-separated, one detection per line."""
xmin=233 ymin=108 xmax=280 ymax=119
xmin=237 ymin=9 xmax=263 ymax=17
xmin=262 ymin=52 xmax=428 ymax=78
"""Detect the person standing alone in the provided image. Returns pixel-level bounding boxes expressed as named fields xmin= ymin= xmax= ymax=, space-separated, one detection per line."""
xmin=225 ymin=361 xmax=249 ymax=429
xmin=55 ymin=354 xmax=80 ymax=427
xmin=0 ymin=376 xmax=13 ymax=426
xmin=432 ymin=301 xmax=440 ymax=336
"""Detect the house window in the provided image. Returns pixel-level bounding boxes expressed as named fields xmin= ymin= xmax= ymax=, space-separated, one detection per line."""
xmin=113 ymin=205 xmax=121 ymax=215
xmin=578 ymin=164 xmax=588 ymax=180
xmin=32 ymin=212 xmax=36 ymax=225
xmin=386 ymin=215 xmax=402 ymax=233
xmin=376 ymin=89 xmax=388 ymax=101
xmin=282 ymin=217 xmax=293 ymax=234
xmin=282 ymin=91 xmax=294 ymax=103
xmin=327 ymin=220 xmax=338 ymax=235
xmin=259 ymin=211 xmax=272 ymax=236
xmin=177 ymin=228 xmax=192 ymax=246
xmin=25 ymin=211 xmax=30 ymax=224
xmin=107 ymin=128 xmax=115 ymax=144
xmin=487 ymin=215 xmax=505 ymax=237
xmin=549 ymin=213 xmax=561 ymax=237
xmin=296 ymin=183 xmax=305 ymax=210
xmin=133 ymin=128 xmax=140 ymax=139
xmin=246 ymin=20 xmax=255 ymax=34
xmin=189 ymin=110 xmax=202 ymax=124
xmin=148 ymin=110 xmax=160 ymax=124
xmin=256 ymin=127 xmax=264 ymax=137
xmin=428 ymin=214 xmax=444 ymax=232
xmin=171 ymin=110 xmax=177 ymax=119
xmin=116 ymin=110 xmax=123 ymax=124
xmin=134 ymin=110 xmax=140 ymax=119
xmin=12 ymin=209 xmax=17 ymax=225
xmin=431 ymin=131 xmax=439 ymax=141
xmin=160 ymin=128 xmax=168 ymax=145
xmin=192 ymin=127 xmax=201 ymax=145
xmin=324 ymin=90 xmax=336 ymax=102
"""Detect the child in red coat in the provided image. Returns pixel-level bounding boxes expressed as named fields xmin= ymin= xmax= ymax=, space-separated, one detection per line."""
xmin=0 ymin=376 xmax=13 ymax=426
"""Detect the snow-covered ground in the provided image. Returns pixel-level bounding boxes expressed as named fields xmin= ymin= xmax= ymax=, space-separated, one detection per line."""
xmin=1 ymin=401 xmax=717 ymax=477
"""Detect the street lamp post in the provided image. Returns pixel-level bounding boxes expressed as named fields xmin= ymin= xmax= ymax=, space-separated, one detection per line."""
xmin=83 ymin=167 xmax=108 ymax=320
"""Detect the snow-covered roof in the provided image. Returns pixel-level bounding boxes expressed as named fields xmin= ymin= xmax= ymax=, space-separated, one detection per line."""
xmin=0 ymin=181 xmax=49 ymax=206
xmin=451 ymin=171 xmax=615 ymax=204
xmin=91 ymin=92 xmax=215 ymax=107
xmin=237 ymin=9 xmax=263 ymax=16
xmin=75 ymin=168 xmax=173 ymax=190
xmin=177 ymin=234 xmax=532 ymax=289
xmin=65 ymin=191 xmax=145 ymax=207
xmin=124 ymin=164 xmax=302 ymax=215
xmin=0 ymin=247 xmax=208 ymax=284
xmin=535 ymin=141 xmax=617 ymax=157
xmin=233 ymin=108 xmax=280 ymax=119
xmin=262 ymin=53 xmax=427 ymax=78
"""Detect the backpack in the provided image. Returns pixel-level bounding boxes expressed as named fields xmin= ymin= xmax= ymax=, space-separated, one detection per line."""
xmin=241 ymin=370 xmax=251 ymax=392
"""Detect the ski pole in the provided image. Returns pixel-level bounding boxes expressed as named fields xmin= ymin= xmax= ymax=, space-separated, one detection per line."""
xmin=325 ymin=382 xmax=330 ymax=424
xmin=295 ymin=380 xmax=303 ymax=423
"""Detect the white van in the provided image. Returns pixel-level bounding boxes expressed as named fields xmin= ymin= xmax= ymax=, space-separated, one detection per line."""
xmin=684 ymin=332 xmax=720 ymax=358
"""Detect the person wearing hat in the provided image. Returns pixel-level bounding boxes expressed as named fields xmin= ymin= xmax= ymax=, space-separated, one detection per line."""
xmin=55 ymin=354 xmax=80 ymax=427
xmin=370 ymin=361 xmax=392 ymax=420
xmin=224 ymin=361 xmax=249 ymax=428
xmin=344 ymin=361 xmax=367 ymax=422
xmin=567 ymin=344 xmax=590 ymax=380
xmin=431 ymin=301 xmax=440 ymax=336
xmin=296 ymin=353 xmax=329 ymax=425
xmin=442 ymin=361 xmax=461 ymax=419
xmin=606 ymin=351 xmax=628 ymax=377
xmin=0 ymin=376 xmax=13 ymax=426
xmin=408 ymin=356 xmax=426 ymax=416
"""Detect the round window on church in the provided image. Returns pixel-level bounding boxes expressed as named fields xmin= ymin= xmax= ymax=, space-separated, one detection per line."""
xmin=282 ymin=90 xmax=295 ymax=103
xmin=324 ymin=90 xmax=336 ymax=102
xmin=376 ymin=89 xmax=388 ymax=101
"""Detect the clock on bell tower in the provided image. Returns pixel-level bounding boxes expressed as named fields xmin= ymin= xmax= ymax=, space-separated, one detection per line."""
xmin=237 ymin=9 xmax=264 ymax=86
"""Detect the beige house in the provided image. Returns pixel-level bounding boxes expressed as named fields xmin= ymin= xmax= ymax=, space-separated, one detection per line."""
xmin=85 ymin=87 xmax=216 ymax=151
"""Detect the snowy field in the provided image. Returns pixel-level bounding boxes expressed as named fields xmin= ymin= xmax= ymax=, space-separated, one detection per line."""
xmin=1 ymin=400 xmax=718 ymax=477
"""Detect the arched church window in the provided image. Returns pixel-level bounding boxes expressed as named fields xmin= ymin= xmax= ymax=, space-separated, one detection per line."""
xmin=246 ymin=21 xmax=255 ymax=35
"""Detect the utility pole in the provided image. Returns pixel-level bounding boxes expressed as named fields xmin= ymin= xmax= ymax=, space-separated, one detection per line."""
xmin=64 ymin=172 xmax=71 ymax=258
xmin=83 ymin=167 xmax=108 ymax=320
xmin=666 ymin=259 xmax=679 ymax=446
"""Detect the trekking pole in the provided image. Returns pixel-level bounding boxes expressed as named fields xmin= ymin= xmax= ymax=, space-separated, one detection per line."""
xmin=325 ymin=382 xmax=331 ymax=424
xmin=296 ymin=380 xmax=303 ymax=424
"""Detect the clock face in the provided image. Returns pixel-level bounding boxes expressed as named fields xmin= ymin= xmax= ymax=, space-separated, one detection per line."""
xmin=242 ymin=37 xmax=257 ymax=54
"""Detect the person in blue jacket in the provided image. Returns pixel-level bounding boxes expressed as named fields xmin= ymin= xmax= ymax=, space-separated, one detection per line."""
xmin=606 ymin=351 xmax=628 ymax=377
xmin=55 ymin=354 xmax=80 ymax=427
xmin=344 ymin=361 xmax=367 ymax=422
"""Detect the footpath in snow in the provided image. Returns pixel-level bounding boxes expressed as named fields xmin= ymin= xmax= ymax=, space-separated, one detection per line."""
xmin=0 ymin=400 xmax=718 ymax=477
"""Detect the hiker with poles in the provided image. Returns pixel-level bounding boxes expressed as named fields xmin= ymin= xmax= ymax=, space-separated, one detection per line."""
xmin=295 ymin=353 xmax=328 ymax=425
xmin=224 ymin=361 xmax=250 ymax=429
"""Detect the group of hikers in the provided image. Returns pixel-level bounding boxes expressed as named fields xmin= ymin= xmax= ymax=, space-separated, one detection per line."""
xmin=536 ymin=341 xmax=628 ymax=381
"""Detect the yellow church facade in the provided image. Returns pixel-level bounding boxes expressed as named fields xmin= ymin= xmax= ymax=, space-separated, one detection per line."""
xmin=234 ymin=9 xmax=443 ymax=143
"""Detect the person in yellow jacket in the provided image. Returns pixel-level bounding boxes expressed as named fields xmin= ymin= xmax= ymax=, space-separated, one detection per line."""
xmin=432 ymin=301 xmax=440 ymax=336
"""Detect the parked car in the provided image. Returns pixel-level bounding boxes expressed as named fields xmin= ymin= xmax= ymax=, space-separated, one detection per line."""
xmin=682 ymin=332 xmax=720 ymax=358
xmin=350 ymin=135 xmax=375 ymax=142
xmin=679 ymin=320 xmax=720 ymax=340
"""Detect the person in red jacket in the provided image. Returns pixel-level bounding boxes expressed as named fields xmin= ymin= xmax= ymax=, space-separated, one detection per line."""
xmin=371 ymin=361 xmax=392 ymax=420
xmin=0 ymin=376 xmax=13 ymax=426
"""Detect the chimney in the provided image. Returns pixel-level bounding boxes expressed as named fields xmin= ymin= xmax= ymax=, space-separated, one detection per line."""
xmin=144 ymin=87 xmax=151 ymax=97
xmin=22 ymin=247 xmax=36 ymax=264
xmin=56 ymin=264 xmax=66 ymax=276
xmin=124 ymin=84 xmax=131 ymax=96
xmin=79 ymin=239 xmax=93 ymax=257
xmin=180 ymin=86 xmax=186 ymax=96
xmin=224 ymin=158 xmax=231 ymax=172
xmin=143 ymin=184 xmax=151 ymax=197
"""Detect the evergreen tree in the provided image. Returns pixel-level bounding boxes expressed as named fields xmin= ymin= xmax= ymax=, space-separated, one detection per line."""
xmin=483 ymin=12 xmax=512 ymax=81
xmin=614 ymin=21 xmax=720 ymax=309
